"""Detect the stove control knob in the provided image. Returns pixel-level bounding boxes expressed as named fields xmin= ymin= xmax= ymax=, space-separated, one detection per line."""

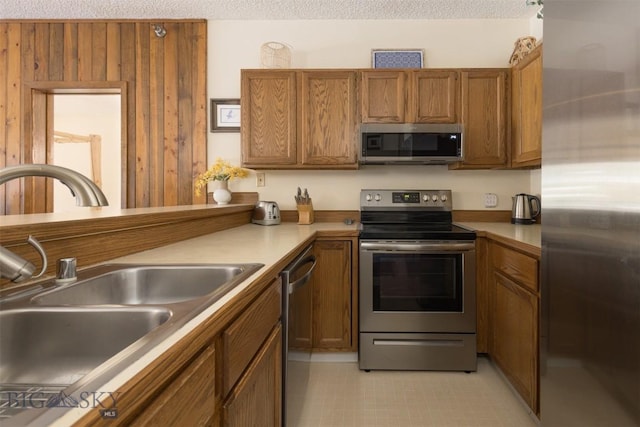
xmin=365 ymin=194 xmax=372 ymax=202
xmin=432 ymin=195 xmax=438 ymax=202
xmin=422 ymin=194 xmax=429 ymax=202
xmin=374 ymin=193 xmax=382 ymax=202
xmin=441 ymin=194 xmax=448 ymax=202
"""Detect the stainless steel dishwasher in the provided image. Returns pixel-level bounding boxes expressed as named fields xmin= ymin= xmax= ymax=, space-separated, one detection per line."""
xmin=281 ymin=244 xmax=316 ymax=427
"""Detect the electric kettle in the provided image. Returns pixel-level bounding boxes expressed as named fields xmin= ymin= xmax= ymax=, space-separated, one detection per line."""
xmin=511 ymin=193 xmax=541 ymax=224
xmin=252 ymin=201 xmax=281 ymax=225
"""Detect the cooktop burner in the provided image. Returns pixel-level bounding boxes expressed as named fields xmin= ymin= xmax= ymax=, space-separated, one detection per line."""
xmin=359 ymin=189 xmax=476 ymax=241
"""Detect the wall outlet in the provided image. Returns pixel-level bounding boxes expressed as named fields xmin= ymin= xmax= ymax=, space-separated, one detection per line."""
xmin=256 ymin=172 xmax=266 ymax=187
xmin=484 ymin=193 xmax=498 ymax=208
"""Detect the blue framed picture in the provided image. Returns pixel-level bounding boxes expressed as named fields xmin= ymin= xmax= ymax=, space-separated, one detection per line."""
xmin=372 ymin=49 xmax=424 ymax=69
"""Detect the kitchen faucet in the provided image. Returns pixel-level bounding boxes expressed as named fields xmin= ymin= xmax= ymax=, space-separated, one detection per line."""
xmin=0 ymin=235 xmax=47 ymax=282
xmin=0 ymin=164 xmax=109 ymax=282
xmin=0 ymin=164 xmax=109 ymax=207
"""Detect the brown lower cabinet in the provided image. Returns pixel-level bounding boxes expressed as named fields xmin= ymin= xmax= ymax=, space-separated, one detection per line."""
xmin=130 ymin=346 xmax=216 ymax=426
xmin=286 ymin=237 xmax=358 ymax=353
xmin=222 ymin=325 xmax=282 ymax=427
xmin=485 ymin=240 xmax=540 ymax=415
xmin=220 ymin=279 xmax=283 ymax=426
xmin=491 ymin=270 xmax=538 ymax=413
xmin=120 ymin=277 xmax=283 ymax=427
xmin=311 ymin=238 xmax=357 ymax=351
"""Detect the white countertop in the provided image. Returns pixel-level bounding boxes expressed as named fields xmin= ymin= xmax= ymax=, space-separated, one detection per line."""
xmin=48 ymin=222 xmax=356 ymax=426
xmin=112 ymin=222 xmax=355 ymax=264
xmin=458 ymin=221 xmax=541 ymax=251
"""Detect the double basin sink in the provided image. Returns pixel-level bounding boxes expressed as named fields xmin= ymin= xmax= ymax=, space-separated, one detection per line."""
xmin=0 ymin=262 xmax=263 ymax=424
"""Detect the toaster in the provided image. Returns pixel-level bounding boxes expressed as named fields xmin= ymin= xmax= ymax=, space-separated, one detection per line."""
xmin=252 ymin=201 xmax=281 ymax=225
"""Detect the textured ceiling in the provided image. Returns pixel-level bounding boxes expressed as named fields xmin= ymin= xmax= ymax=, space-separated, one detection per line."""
xmin=1 ymin=0 xmax=539 ymax=20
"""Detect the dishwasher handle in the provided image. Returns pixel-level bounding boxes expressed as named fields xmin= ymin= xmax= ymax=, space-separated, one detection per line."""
xmin=287 ymin=256 xmax=316 ymax=295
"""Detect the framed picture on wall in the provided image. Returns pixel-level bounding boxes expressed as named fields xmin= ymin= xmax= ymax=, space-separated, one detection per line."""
xmin=211 ymin=99 xmax=241 ymax=132
xmin=371 ymin=49 xmax=424 ymax=68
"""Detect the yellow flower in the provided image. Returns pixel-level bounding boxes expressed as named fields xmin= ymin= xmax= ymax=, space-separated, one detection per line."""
xmin=195 ymin=158 xmax=249 ymax=196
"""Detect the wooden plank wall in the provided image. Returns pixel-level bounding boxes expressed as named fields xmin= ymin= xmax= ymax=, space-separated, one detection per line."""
xmin=0 ymin=20 xmax=208 ymax=214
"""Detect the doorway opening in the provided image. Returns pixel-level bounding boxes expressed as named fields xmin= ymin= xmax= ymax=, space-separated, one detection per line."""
xmin=52 ymin=94 xmax=121 ymax=212
xmin=26 ymin=82 xmax=127 ymax=213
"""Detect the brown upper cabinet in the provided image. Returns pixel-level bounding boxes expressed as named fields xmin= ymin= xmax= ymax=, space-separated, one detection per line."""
xmin=241 ymin=67 xmax=519 ymax=171
xmin=511 ymin=44 xmax=542 ymax=168
xmin=450 ymin=69 xmax=509 ymax=169
xmin=300 ymin=71 xmax=359 ymax=167
xmin=241 ymin=70 xmax=298 ymax=167
xmin=241 ymin=69 xmax=358 ymax=170
xmin=360 ymin=70 xmax=459 ymax=124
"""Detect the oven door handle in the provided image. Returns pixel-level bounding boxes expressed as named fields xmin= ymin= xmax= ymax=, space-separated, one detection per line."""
xmin=360 ymin=241 xmax=475 ymax=252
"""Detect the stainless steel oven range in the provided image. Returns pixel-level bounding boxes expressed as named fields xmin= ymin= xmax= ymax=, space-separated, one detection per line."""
xmin=359 ymin=189 xmax=477 ymax=372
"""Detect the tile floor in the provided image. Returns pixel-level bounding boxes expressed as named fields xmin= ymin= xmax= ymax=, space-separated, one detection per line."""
xmin=287 ymin=356 xmax=539 ymax=427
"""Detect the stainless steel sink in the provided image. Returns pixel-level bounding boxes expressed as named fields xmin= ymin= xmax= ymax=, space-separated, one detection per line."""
xmin=32 ymin=264 xmax=261 ymax=305
xmin=0 ymin=307 xmax=171 ymax=385
xmin=0 ymin=262 xmax=264 ymax=425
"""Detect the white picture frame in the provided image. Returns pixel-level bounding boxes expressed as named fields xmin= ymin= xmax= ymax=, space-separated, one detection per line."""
xmin=211 ymin=99 xmax=241 ymax=132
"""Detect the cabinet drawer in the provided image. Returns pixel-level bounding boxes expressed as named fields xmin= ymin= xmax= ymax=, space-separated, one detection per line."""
xmin=222 ymin=278 xmax=282 ymax=396
xmin=223 ymin=324 xmax=283 ymax=427
xmin=132 ymin=346 xmax=216 ymax=426
xmin=492 ymin=244 xmax=538 ymax=293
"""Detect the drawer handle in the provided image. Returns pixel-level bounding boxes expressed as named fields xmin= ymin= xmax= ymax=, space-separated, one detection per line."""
xmin=373 ymin=339 xmax=464 ymax=347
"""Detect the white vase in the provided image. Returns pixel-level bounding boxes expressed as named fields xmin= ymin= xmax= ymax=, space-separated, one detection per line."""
xmin=213 ymin=180 xmax=232 ymax=205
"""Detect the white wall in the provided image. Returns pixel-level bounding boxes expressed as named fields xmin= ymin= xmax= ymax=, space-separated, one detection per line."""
xmin=529 ymin=14 xmax=544 ymax=42
xmin=53 ymin=94 xmax=121 ymax=212
xmin=207 ymin=19 xmax=542 ymax=211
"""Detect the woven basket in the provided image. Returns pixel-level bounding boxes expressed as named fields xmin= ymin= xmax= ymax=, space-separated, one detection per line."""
xmin=509 ymin=36 xmax=538 ymax=66
xmin=260 ymin=42 xmax=291 ymax=68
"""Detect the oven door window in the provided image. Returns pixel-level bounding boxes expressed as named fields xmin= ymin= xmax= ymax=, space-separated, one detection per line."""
xmin=372 ymin=252 xmax=462 ymax=312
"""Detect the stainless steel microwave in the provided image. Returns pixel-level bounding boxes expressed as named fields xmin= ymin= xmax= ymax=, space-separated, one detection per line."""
xmin=359 ymin=123 xmax=463 ymax=165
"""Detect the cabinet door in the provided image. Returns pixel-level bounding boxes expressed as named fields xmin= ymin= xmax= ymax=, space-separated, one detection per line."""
xmin=241 ymin=70 xmax=297 ymax=168
xmin=491 ymin=271 xmax=539 ymax=413
xmin=223 ymin=325 xmax=282 ymax=427
xmin=131 ymin=346 xmax=216 ymax=426
xmin=411 ymin=70 xmax=459 ymax=123
xmin=452 ymin=69 xmax=508 ymax=169
xmin=222 ymin=278 xmax=282 ymax=396
xmin=511 ymin=46 xmax=542 ymax=167
xmin=311 ymin=240 xmax=353 ymax=350
xmin=360 ymin=70 xmax=407 ymax=123
xmin=300 ymin=71 xmax=358 ymax=167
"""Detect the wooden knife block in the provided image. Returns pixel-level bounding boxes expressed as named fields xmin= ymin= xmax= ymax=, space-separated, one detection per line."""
xmin=297 ymin=203 xmax=314 ymax=225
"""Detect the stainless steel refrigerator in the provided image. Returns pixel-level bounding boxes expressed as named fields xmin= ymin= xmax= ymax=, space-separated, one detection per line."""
xmin=541 ymin=1 xmax=640 ymax=426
